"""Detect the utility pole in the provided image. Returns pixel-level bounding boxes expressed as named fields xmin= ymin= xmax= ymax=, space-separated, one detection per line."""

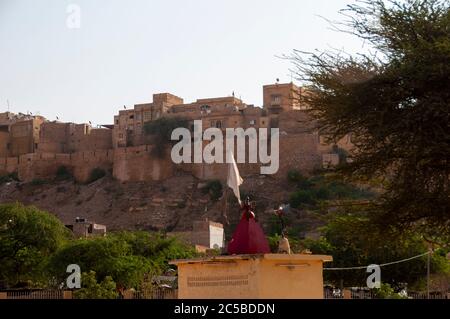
xmin=427 ymin=245 xmax=432 ymax=299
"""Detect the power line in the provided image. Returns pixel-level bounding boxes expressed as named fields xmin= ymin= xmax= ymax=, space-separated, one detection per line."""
xmin=323 ymin=251 xmax=431 ymax=270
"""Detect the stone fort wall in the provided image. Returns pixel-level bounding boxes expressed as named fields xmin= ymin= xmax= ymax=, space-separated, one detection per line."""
xmin=0 ymin=129 xmax=322 ymax=183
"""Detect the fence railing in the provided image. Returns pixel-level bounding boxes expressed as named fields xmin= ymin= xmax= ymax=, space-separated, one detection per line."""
xmin=4 ymin=290 xmax=64 ymax=299
xmin=324 ymin=289 xmax=449 ymax=299
xmin=129 ymin=288 xmax=178 ymax=299
xmin=1 ymin=288 xmax=447 ymax=299
xmin=0 ymin=288 xmax=177 ymax=300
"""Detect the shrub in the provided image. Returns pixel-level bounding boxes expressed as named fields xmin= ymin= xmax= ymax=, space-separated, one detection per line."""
xmin=0 ymin=172 xmax=19 ymax=184
xmin=55 ymin=166 xmax=72 ymax=181
xmin=30 ymin=178 xmax=47 ymax=186
xmin=202 ymin=180 xmax=223 ymax=201
xmin=87 ymin=168 xmax=106 ymax=184
xmin=74 ymin=271 xmax=118 ymax=299
xmin=290 ymin=189 xmax=316 ymax=208
xmin=143 ymin=117 xmax=189 ymax=157
xmin=373 ymin=283 xmax=407 ymax=299
xmin=287 ymin=170 xmax=312 ymax=189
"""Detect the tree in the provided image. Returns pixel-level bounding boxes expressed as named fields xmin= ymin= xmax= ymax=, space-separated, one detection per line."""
xmin=143 ymin=117 xmax=189 ymax=157
xmin=73 ymin=271 xmax=118 ymax=299
xmin=48 ymin=231 xmax=196 ymax=289
xmin=290 ymin=0 xmax=450 ymax=239
xmin=0 ymin=203 xmax=71 ymax=288
xmin=48 ymin=235 xmax=152 ymax=289
xmin=302 ymin=210 xmax=450 ymax=288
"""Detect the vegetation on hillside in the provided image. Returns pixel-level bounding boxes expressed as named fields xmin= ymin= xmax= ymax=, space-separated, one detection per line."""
xmin=143 ymin=117 xmax=189 ymax=157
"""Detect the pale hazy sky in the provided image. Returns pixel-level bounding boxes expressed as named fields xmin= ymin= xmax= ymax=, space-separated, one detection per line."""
xmin=0 ymin=0 xmax=365 ymax=125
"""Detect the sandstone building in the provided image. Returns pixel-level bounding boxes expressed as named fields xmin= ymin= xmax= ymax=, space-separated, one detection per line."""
xmin=0 ymin=82 xmax=352 ymax=183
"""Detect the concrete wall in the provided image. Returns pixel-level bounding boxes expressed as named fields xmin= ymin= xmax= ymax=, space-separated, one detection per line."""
xmin=172 ymin=254 xmax=332 ymax=299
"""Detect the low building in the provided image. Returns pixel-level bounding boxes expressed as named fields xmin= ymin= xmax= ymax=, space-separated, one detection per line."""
xmin=169 ymin=219 xmax=225 ymax=252
xmin=66 ymin=218 xmax=106 ymax=238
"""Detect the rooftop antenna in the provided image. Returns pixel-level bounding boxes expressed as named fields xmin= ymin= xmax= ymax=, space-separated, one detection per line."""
xmin=7 ymin=99 xmax=10 ymax=112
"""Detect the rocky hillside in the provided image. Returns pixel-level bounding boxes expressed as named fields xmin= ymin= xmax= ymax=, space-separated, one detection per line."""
xmin=0 ymin=171 xmax=322 ymax=239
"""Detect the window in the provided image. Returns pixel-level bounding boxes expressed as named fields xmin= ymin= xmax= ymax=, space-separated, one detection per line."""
xmin=211 ymin=120 xmax=222 ymax=129
xmin=249 ymin=120 xmax=255 ymax=125
xmin=144 ymin=111 xmax=151 ymax=121
xmin=115 ymin=120 xmax=119 ymax=125
xmin=271 ymin=94 xmax=281 ymax=104
xmin=129 ymin=115 xmax=134 ymax=119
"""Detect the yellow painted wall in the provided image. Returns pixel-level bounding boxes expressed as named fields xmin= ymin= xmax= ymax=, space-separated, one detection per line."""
xmin=172 ymin=254 xmax=332 ymax=299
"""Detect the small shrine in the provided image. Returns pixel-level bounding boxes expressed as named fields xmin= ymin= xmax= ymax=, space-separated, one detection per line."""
xmin=170 ymin=153 xmax=332 ymax=299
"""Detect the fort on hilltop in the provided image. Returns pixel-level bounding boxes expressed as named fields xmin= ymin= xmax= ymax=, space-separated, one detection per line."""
xmin=0 ymin=82 xmax=352 ymax=183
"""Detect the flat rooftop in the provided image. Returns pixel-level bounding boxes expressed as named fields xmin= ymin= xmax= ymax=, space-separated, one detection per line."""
xmin=170 ymin=253 xmax=333 ymax=265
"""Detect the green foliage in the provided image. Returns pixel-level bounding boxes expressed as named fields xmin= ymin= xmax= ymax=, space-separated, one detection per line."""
xmin=0 ymin=203 xmax=71 ymax=288
xmin=287 ymin=170 xmax=313 ymax=188
xmin=30 ymin=178 xmax=47 ymax=186
xmin=48 ymin=231 xmax=196 ymax=289
xmin=55 ymin=166 xmax=73 ymax=181
xmin=267 ymin=234 xmax=301 ymax=253
xmin=373 ymin=283 xmax=407 ymax=299
xmin=302 ymin=210 xmax=450 ymax=287
xmin=73 ymin=271 xmax=118 ymax=299
xmin=87 ymin=168 xmax=106 ymax=184
xmin=143 ymin=117 xmax=189 ymax=157
xmin=290 ymin=189 xmax=317 ymax=208
xmin=290 ymin=0 xmax=450 ymax=236
xmin=201 ymin=180 xmax=223 ymax=201
xmin=287 ymin=173 xmax=373 ymax=208
xmin=0 ymin=172 xmax=19 ymax=184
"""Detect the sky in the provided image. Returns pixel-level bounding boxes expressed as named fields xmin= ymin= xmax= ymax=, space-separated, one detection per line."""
xmin=0 ymin=0 xmax=366 ymax=126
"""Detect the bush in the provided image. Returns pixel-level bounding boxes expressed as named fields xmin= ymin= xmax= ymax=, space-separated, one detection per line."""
xmin=143 ymin=117 xmax=189 ymax=157
xmin=30 ymin=178 xmax=47 ymax=186
xmin=87 ymin=168 xmax=106 ymax=184
xmin=74 ymin=271 xmax=118 ymax=299
xmin=373 ymin=283 xmax=407 ymax=299
xmin=201 ymin=180 xmax=223 ymax=201
xmin=287 ymin=170 xmax=312 ymax=188
xmin=290 ymin=189 xmax=317 ymax=208
xmin=55 ymin=166 xmax=72 ymax=181
xmin=0 ymin=172 xmax=19 ymax=184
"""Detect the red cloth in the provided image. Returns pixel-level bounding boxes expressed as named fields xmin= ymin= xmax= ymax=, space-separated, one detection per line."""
xmin=227 ymin=205 xmax=270 ymax=255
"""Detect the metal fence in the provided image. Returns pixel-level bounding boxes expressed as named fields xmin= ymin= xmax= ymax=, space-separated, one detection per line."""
xmin=130 ymin=288 xmax=178 ymax=299
xmin=1 ymin=288 xmax=447 ymax=299
xmin=0 ymin=288 xmax=176 ymax=300
xmin=5 ymin=290 xmax=64 ymax=299
xmin=324 ymin=288 xmax=449 ymax=299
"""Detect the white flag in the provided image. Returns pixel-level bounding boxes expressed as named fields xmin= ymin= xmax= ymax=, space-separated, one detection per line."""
xmin=227 ymin=151 xmax=243 ymax=204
